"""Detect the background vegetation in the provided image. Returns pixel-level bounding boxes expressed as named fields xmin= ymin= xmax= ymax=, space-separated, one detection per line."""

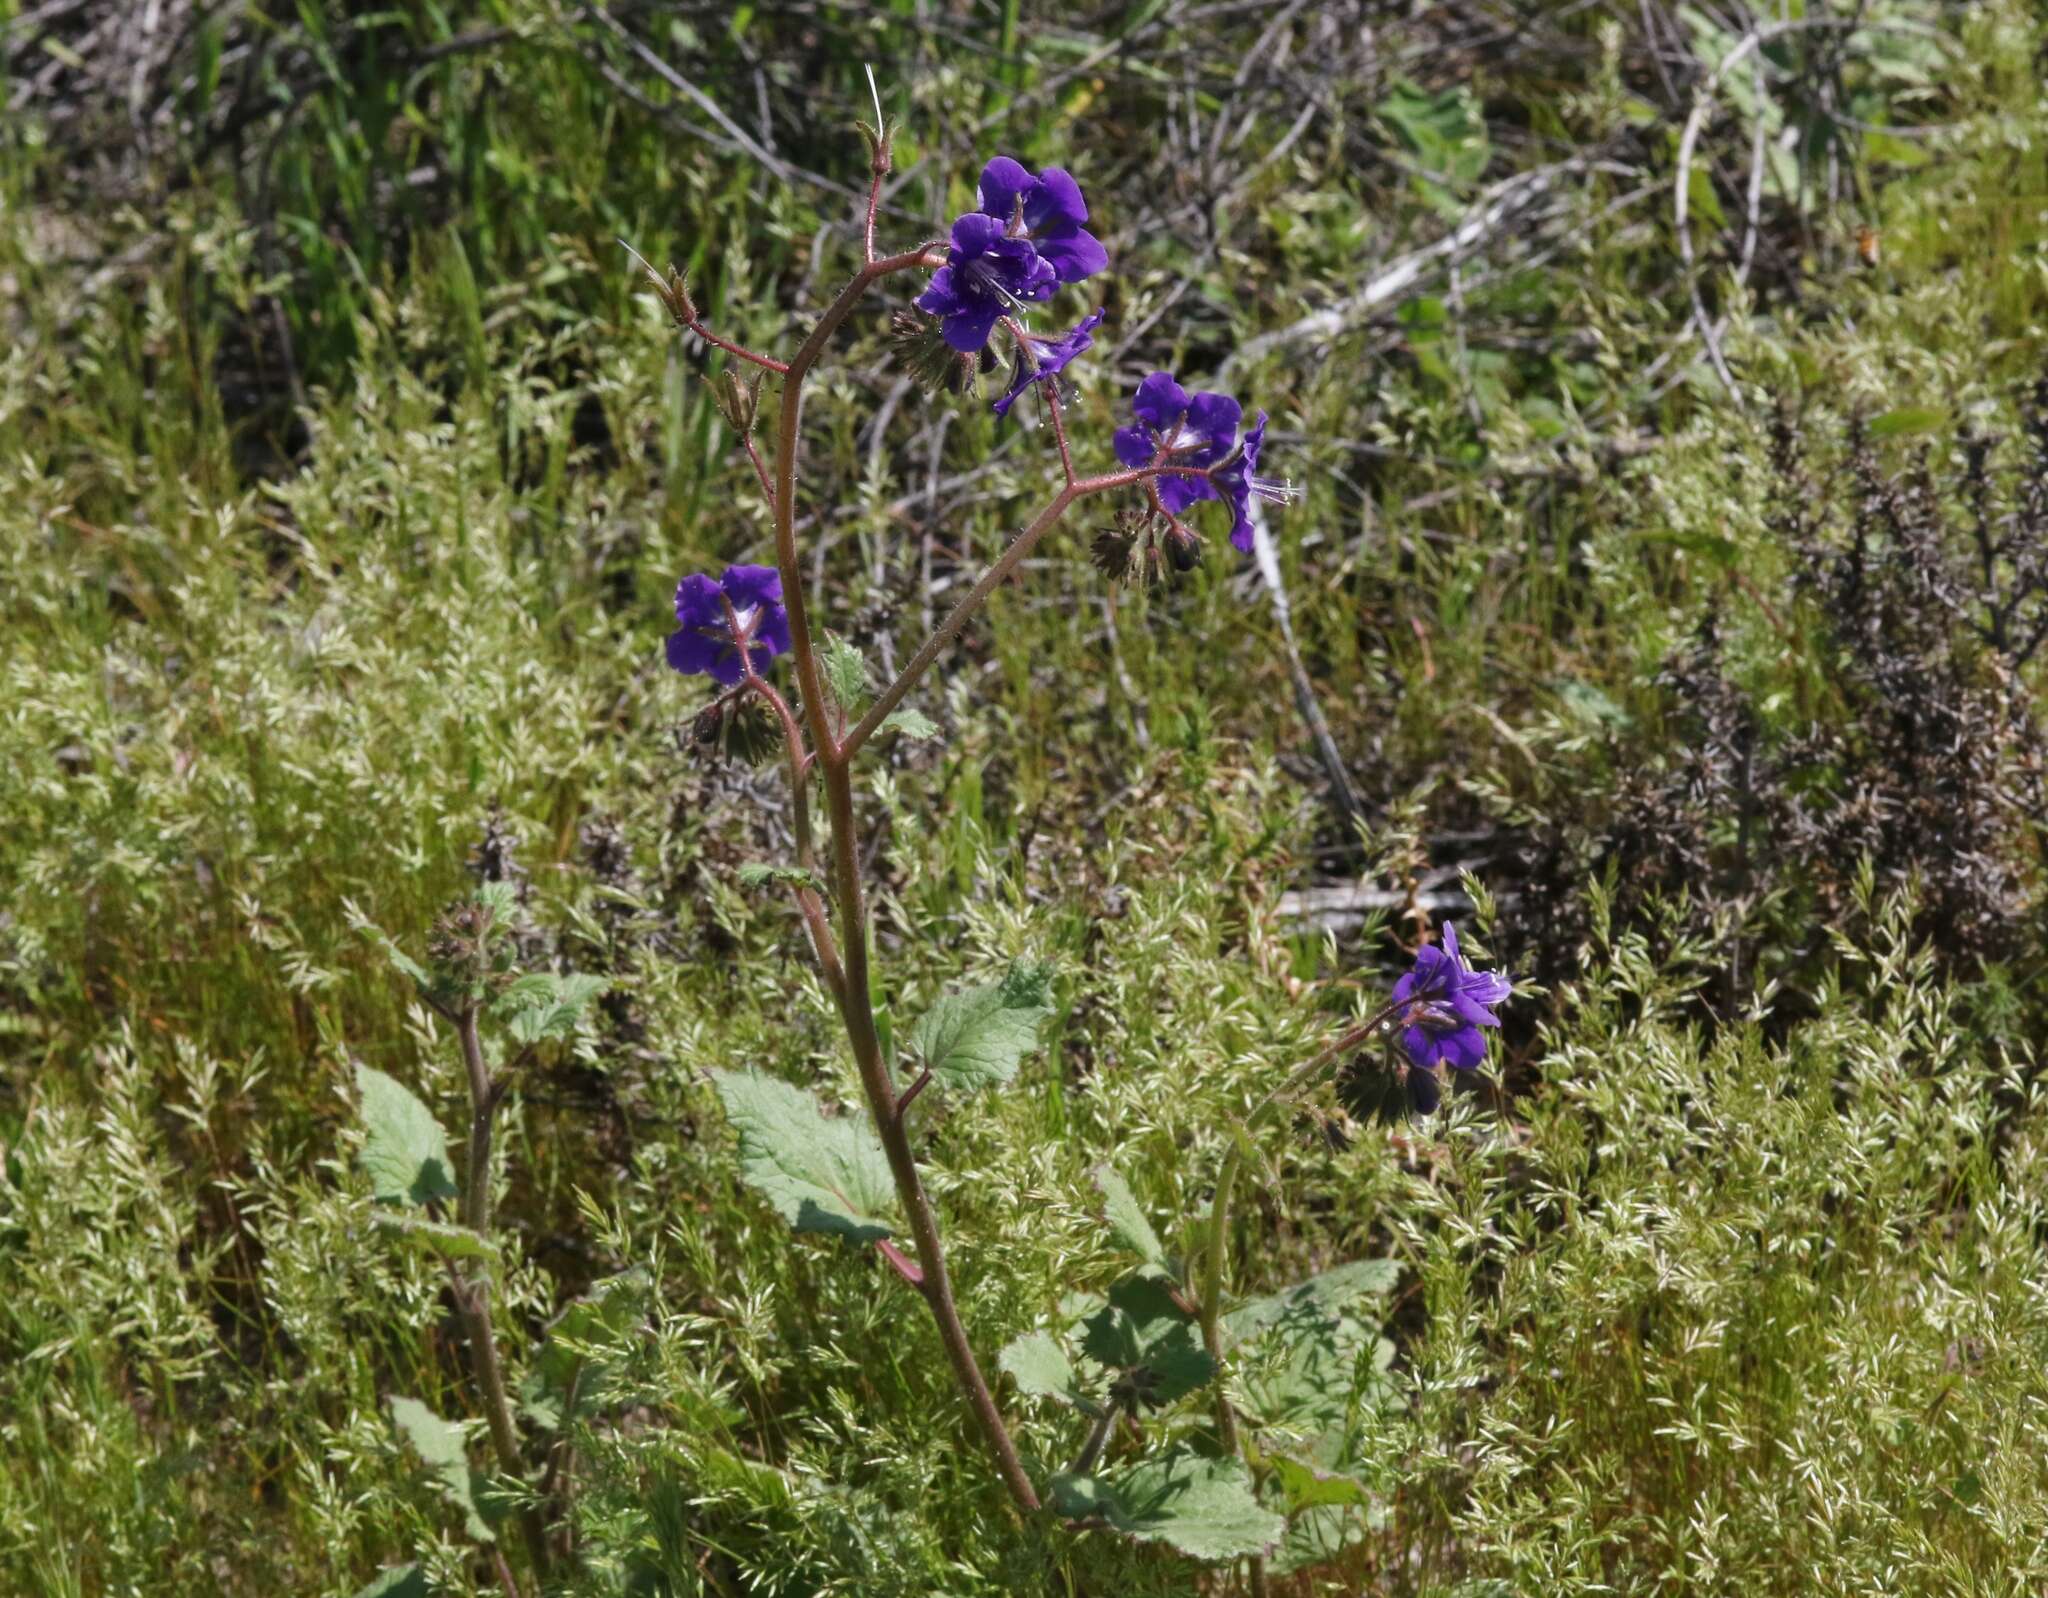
xmin=3 ymin=1 xmax=2045 ymax=1592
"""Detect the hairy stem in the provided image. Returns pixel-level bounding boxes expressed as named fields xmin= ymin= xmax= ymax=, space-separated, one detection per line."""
xmin=768 ymin=245 xmax=1043 ymax=1514
xmin=456 ymin=1006 xmax=553 ymax=1578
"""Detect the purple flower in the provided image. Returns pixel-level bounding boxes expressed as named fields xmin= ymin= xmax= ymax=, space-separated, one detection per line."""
xmin=1210 ymin=412 xmax=1270 ymax=554
xmin=1112 ymin=371 xmax=1243 ymax=515
xmin=974 ymin=157 xmax=1108 ymax=285
xmin=915 ymin=212 xmax=1058 ymax=353
xmin=666 ymin=564 xmax=792 ymax=687
xmin=1393 ymin=923 xmax=1512 ymax=1073
xmin=992 ymin=309 xmax=1104 ymax=419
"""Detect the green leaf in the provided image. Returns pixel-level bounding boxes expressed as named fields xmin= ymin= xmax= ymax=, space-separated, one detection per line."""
xmin=1092 ymin=1165 xmax=1166 ymax=1268
xmin=999 ymin=1330 xmax=1100 ymax=1414
xmin=1051 ymin=1448 xmax=1285 ymax=1561
xmin=523 ymin=1269 xmax=650 ymax=1430
xmin=1222 ymin=1259 xmax=1398 ymax=1347
xmin=1269 ymin=1502 xmax=1372 ymax=1578
xmin=821 ymin=631 xmax=870 ymax=712
xmin=492 ymin=970 xmax=608 ymax=1045
xmin=388 ymin=1396 xmax=492 ymax=1542
xmin=1869 ymin=405 xmax=1945 ymax=438
xmin=708 ymin=1070 xmax=897 ymax=1242
xmin=1268 ymin=1452 xmax=1373 ymax=1512
xmin=1080 ymin=1274 xmax=1215 ymax=1405
xmin=879 ymin=707 xmax=940 ymax=741
xmin=906 ymin=962 xmax=1053 ymax=1094
xmin=355 ymin=1064 xmax=458 ymax=1207
xmin=376 ymin=1213 xmax=498 ymax=1261
xmin=352 ymin=1566 xmax=428 ymax=1598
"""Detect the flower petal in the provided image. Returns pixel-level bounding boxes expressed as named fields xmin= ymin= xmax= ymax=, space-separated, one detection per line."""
xmin=914 ymin=268 xmax=967 ymax=318
xmin=1025 ymin=167 xmax=1090 ymax=228
xmin=1402 ymin=1025 xmax=1442 ymax=1069
xmin=1132 ymin=371 xmax=1190 ymax=433
xmin=941 ymin=303 xmax=1003 ymax=353
xmin=674 ymin=574 xmax=723 ymax=629
xmin=720 ymin=564 xmax=782 ymax=611
xmin=1035 ymin=224 xmax=1108 ymax=284
xmin=665 ymin=627 xmax=720 ymax=677
xmin=949 ymin=210 xmax=1008 ymax=255
xmin=754 ymin=605 xmax=792 ymax=657
xmin=1229 ymin=507 xmax=1255 ymax=554
xmin=977 ymin=157 xmax=1034 ymax=222
xmin=1441 ymin=922 xmax=1463 ymax=969
xmin=1157 ymin=473 xmax=1217 ymax=515
xmin=1439 ymin=1026 xmax=1487 ymax=1071
xmin=703 ymin=645 xmax=747 ymax=687
xmin=1113 ymin=425 xmax=1155 ymax=469
xmin=1184 ymin=391 xmax=1242 ymax=452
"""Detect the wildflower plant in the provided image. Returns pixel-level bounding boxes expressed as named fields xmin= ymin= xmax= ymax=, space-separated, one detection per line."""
xmin=337 ymin=99 xmax=1509 ymax=1594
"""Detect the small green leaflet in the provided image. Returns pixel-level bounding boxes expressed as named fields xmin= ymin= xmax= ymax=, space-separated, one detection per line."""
xmin=356 ymin=1064 xmax=458 ymax=1207
xmin=821 ymin=631 xmax=870 ymax=712
xmin=388 ymin=1396 xmax=492 ymax=1542
xmin=492 ymin=971 xmax=607 ymax=1045
xmin=1050 ymin=1448 xmax=1285 ymax=1561
xmin=905 ymin=962 xmax=1053 ymax=1094
xmin=708 ymin=1069 xmax=897 ymax=1242
xmin=879 ymin=708 xmax=939 ymax=741
xmin=1092 ymin=1164 xmax=1166 ymax=1268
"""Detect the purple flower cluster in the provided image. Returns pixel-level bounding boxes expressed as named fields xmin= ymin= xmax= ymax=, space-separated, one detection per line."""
xmin=1112 ymin=373 xmax=1274 ymax=553
xmin=1393 ymin=923 xmax=1512 ymax=1112
xmin=916 ymin=157 xmax=1106 ymax=354
xmin=666 ymin=564 xmax=791 ymax=686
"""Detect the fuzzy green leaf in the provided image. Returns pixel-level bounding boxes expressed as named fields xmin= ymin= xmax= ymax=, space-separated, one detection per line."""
xmin=879 ymin=707 xmax=940 ymax=741
xmin=493 ymin=971 xmax=608 ymax=1045
xmin=906 ymin=963 xmax=1053 ymax=1094
xmin=821 ymin=632 xmax=870 ymax=711
xmin=1051 ymin=1448 xmax=1285 ymax=1561
xmin=1092 ymin=1164 xmax=1166 ymax=1268
xmin=355 ymin=1064 xmax=458 ymax=1207
xmin=388 ymin=1396 xmax=492 ymax=1542
xmin=999 ymin=1330 xmax=1099 ymax=1414
xmin=708 ymin=1070 xmax=896 ymax=1242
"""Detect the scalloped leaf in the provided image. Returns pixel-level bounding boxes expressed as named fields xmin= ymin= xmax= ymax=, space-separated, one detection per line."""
xmin=709 ymin=1070 xmax=896 ymax=1242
